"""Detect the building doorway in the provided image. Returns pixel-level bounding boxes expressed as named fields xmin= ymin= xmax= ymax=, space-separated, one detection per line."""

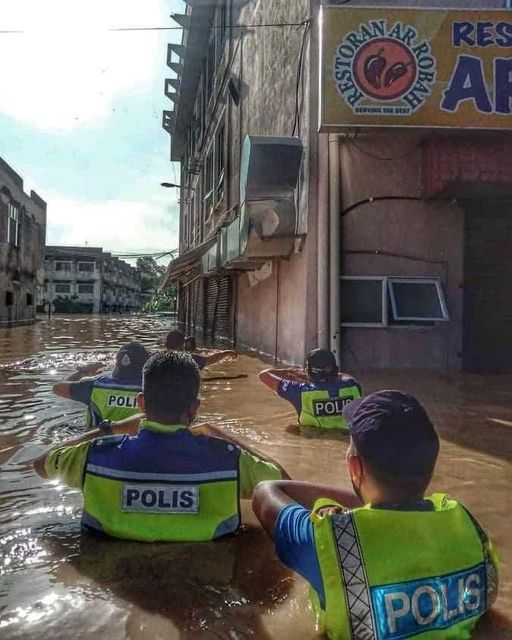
xmin=463 ymin=200 xmax=512 ymax=373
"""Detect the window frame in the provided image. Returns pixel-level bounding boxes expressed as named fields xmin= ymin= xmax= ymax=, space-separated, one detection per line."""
xmin=388 ymin=277 xmax=450 ymax=323
xmin=7 ymin=202 xmax=20 ymax=247
xmin=55 ymin=283 xmax=71 ymax=294
xmin=77 ymin=261 xmax=95 ymax=272
xmin=341 ymin=276 xmax=449 ymax=327
xmin=55 ymin=261 xmax=72 ymax=272
xmin=340 ymin=276 xmax=388 ymax=328
xmin=78 ymin=283 xmax=95 ymax=294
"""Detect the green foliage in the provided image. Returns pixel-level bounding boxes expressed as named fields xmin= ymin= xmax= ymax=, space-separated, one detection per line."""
xmin=52 ymin=295 xmax=93 ymax=314
xmin=136 ymin=257 xmax=176 ymax=312
xmin=143 ymin=289 xmax=176 ymax=313
xmin=136 ymin=257 xmax=167 ymax=294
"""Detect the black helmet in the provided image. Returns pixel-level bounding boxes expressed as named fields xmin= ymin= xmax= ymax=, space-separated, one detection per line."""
xmin=306 ymin=349 xmax=338 ymax=382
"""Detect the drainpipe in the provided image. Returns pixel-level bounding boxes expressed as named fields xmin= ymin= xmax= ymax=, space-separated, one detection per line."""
xmin=329 ymin=134 xmax=341 ymax=365
xmin=317 ymin=133 xmax=330 ymax=350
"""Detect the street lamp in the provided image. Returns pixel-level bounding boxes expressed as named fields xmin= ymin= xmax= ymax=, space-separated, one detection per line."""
xmin=160 ymin=182 xmax=196 ymax=191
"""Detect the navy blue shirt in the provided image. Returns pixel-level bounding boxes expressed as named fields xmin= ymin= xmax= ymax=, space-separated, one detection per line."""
xmin=277 ymin=377 xmax=362 ymax=417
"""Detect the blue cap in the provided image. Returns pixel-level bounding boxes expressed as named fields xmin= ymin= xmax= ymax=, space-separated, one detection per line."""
xmin=343 ymin=390 xmax=439 ymax=478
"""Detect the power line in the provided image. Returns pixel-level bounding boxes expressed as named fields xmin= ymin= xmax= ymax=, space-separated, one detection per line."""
xmin=0 ymin=22 xmax=310 ymax=35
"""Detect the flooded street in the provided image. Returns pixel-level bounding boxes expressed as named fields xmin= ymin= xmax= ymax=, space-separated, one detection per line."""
xmin=0 ymin=315 xmax=511 ymax=639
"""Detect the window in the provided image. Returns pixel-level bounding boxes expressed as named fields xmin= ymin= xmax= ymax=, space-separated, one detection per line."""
xmin=78 ymin=262 xmax=94 ymax=272
xmin=341 ymin=277 xmax=387 ymax=327
xmin=5 ymin=291 xmax=13 ymax=306
xmin=56 ymin=261 xmax=72 ymax=271
xmin=55 ymin=283 xmax=71 ymax=294
xmin=206 ymin=35 xmax=215 ymax=98
xmin=216 ymin=1 xmax=228 ymax=62
xmin=388 ymin=278 xmax=449 ymax=322
xmin=203 ymin=149 xmax=214 ymax=220
xmin=26 ymin=293 xmax=33 ymax=306
xmin=215 ymin=123 xmax=225 ymax=204
xmin=341 ymin=276 xmax=449 ymax=327
xmin=78 ymin=283 xmax=94 ymax=294
xmin=7 ymin=203 xmax=19 ymax=246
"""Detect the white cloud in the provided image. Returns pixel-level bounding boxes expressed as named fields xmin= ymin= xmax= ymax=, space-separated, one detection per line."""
xmin=0 ymin=0 xmax=167 ymax=130
xmin=46 ymin=192 xmax=179 ymax=256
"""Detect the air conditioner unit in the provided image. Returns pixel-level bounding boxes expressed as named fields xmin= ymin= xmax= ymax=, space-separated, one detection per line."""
xmin=240 ymin=136 xmax=303 ymax=240
xmin=201 ymin=241 xmax=219 ymax=275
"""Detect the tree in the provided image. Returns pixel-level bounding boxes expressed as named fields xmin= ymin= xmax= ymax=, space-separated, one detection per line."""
xmin=136 ymin=257 xmax=166 ymax=294
xmin=136 ymin=257 xmax=176 ymax=312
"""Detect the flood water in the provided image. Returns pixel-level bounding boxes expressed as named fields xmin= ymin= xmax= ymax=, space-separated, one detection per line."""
xmin=0 ymin=315 xmax=511 ymax=639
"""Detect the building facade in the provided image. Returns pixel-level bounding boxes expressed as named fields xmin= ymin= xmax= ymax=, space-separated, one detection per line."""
xmin=0 ymin=157 xmax=47 ymax=326
xmin=162 ymin=0 xmax=512 ymax=373
xmin=44 ymin=247 xmax=140 ymax=314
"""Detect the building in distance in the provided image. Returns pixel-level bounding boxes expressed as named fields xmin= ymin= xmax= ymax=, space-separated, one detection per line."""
xmin=0 ymin=156 xmax=47 ymax=327
xmin=44 ymin=247 xmax=141 ymax=314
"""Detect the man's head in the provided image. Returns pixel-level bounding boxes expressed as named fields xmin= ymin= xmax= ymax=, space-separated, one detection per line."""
xmin=165 ymin=328 xmax=185 ymax=350
xmin=113 ymin=342 xmax=150 ymax=382
xmin=306 ymin=349 xmax=338 ymax=382
xmin=343 ymin=390 xmax=440 ymax=504
xmin=140 ymin=350 xmax=200 ymax=425
xmin=184 ymin=335 xmax=196 ymax=352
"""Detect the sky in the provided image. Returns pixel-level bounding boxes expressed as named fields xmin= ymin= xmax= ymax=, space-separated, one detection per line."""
xmin=0 ymin=0 xmax=184 ymax=261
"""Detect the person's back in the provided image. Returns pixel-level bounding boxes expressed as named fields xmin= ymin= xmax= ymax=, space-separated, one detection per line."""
xmin=83 ymin=421 xmax=243 ymax=541
xmin=53 ymin=341 xmax=149 ymax=426
xmin=259 ymin=349 xmax=362 ymax=431
xmin=87 ymin=372 xmax=142 ymax=425
xmin=311 ymin=493 xmax=497 ymax=639
xmin=37 ymin=350 xmax=287 ymax=542
xmin=253 ymin=391 xmax=498 ymax=639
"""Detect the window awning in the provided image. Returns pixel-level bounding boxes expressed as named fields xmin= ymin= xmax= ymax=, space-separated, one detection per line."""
xmin=159 ymin=237 xmax=216 ymax=290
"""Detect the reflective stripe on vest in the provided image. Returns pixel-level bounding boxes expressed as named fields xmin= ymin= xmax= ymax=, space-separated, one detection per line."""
xmin=82 ymin=429 xmax=241 ymax=542
xmin=299 ymin=382 xmax=361 ymax=430
xmin=311 ymin=494 xmax=497 ymax=640
xmin=87 ymin=375 xmax=142 ymax=426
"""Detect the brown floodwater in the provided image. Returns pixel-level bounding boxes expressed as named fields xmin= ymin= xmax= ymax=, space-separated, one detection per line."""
xmin=0 ymin=315 xmax=511 ymax=639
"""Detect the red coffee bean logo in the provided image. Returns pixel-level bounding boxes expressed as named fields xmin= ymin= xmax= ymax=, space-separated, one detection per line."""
xmin=353 ymin=38 xmax=417 ymax=101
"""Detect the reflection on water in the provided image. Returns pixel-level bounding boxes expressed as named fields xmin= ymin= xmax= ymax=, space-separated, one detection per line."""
xmin=0 ymin=315 xmax=511 ymax=639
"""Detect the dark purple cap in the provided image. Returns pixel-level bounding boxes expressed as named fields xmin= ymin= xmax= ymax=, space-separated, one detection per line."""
xmin=343 ymin=390 xmax=439 ymax=478
xmin=113 ymin=341 xmax=150 ymax=382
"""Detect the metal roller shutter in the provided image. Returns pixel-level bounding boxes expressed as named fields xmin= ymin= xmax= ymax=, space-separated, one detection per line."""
xmin=463 ymin=200 xmax=512 ymax=373
xmin=203 ymin=276 xmax=233 ymax=343
xmin=215 ymin=276 xmax=232 ymax=341
xmin=204 ymin=277 xmax=218 ymax=342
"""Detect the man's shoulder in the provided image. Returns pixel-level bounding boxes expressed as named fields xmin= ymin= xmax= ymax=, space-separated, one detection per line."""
xmin=279 ymin=378 xmax=312 ymax=395
xmin=90 ymin=434 xmax=127 ymax=450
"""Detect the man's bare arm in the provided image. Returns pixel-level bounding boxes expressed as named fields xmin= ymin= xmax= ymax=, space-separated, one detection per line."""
xmin=52 ymin=362 xmax=105 ymax=399
xmin=258 ymin=367 xmax=306 ymax=392
xmin=33 ymin=413 xmax=145 ymax=478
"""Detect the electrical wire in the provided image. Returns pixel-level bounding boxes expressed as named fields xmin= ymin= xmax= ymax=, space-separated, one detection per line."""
xmin=348 ymin=135 xmax=421 ymax=162
xmin=291 ymin=21 xmax=311 ymax=138
xmin=0 ymin=22 xmax=310 ymax=35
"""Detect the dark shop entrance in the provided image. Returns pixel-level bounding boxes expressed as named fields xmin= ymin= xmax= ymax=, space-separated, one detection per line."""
xmin=463 ymin=200 xmax=512 ymax=373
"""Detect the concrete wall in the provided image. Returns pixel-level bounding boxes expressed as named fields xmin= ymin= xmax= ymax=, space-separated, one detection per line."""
xmin=0 ymin=158 xmax=46 ymax=326
xmin=339 ymin=134 xmax=464 ymax=371
xmin=230 ymin=0 xmax=313 ymax=364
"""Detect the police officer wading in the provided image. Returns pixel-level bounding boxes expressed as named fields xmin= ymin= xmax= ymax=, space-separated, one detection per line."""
xmin=259 ymin=349 xmax=362 ymax=431
xmin=35 ymin=350 xmax=288 ymax=542
xmin=253 ymin=391 xmax=499 ymax=640
xmin=52 ymin=341 xmax=150 ymax=427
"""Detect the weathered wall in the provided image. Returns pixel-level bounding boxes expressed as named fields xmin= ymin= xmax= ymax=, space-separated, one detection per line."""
xmin=340 ymin=134 xmax=464 ymax=371
xmin=0 ymin=158 xmax=46 ymax=325
xmin=317 ymin=0 xmax=510 ymax=371
xmin=231 ymin=0 xmax=313 ymax=364
xmin=236 ymin=240 xmax=310 ymax=363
